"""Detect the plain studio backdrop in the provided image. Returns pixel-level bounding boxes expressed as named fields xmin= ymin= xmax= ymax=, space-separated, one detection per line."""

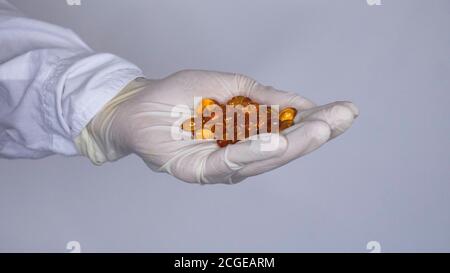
xmin=1 ymin=0 xmax=449 ymax=252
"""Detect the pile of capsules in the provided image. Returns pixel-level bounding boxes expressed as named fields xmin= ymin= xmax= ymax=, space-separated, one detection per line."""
xmin=181 ymin=96 xmax=297 ymax=147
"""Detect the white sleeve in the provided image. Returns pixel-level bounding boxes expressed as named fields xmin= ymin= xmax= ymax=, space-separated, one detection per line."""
xmin=0 ymin=0 xmax=144 ymax=159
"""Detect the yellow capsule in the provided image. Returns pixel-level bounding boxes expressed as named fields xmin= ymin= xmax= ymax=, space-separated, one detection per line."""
xmin=280 ymin=120 xmax=294 ymax=131
xmin=226 ymin=96 xmax=252 ymax=107
xmin=196 ymin=98 xmax=219 ymax=116
xmin=181 ymin=117 xmax=196 ymax=132
xmin=279 ymin=107 xmax=297 ymax=122
xmin=195 ymin=128 xmax=215 ymax=140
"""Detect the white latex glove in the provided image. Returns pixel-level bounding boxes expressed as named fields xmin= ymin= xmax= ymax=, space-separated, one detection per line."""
xmin=75 ymin=70 xmax=359 ymax=184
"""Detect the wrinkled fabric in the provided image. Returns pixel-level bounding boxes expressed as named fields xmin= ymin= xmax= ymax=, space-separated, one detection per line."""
xmin=0 ymin=0 xmax=143 ymax=158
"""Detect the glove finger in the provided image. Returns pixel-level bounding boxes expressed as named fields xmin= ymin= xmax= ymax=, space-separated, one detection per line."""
xmin=234 ymin=120 xmax=331 ymax=178
xmin=249 ymin=83 xmax=316 ymax=111
xmin=202 ymin=133 xmax=288 ymax=184
xmin=299 ymin=101 xmax=359 ymax=139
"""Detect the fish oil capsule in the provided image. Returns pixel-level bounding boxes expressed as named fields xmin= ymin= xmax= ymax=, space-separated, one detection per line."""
xmin=249 ymin=101 xmax=260 ymax=110
xmin=195 ymin=128 xmax=215 ymax=140
xmin=280 ymin=120 xmax=294 ymax=131
xmin=202 ymin=116 xmax=212 ymax=124
xmin=181 ymin=117 xmax=196 ymax=132
xmin=226 ymin=96 xmax=251 ymax=137
xmin=182 ymin=97 xmax=298 ymax=147
xmin=279 ymin=107 xmax=297 ymax=122
xmin=226 ymin=96 xmax=252 ymax=107
xmin=196 ymin=98 xmax=220 ymax=116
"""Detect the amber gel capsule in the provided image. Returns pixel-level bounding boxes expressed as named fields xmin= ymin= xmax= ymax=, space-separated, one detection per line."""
xmin=226 ymin=96 xmax=252 ymax=107
xmin=196 ymin=98 xmax=220 ymax=116
xmin=181 ymin=96 xmax=298 ymax=147
xmin=195 ymin=128 xmax=215 ymax=140
xmin=279 ymin=107 xmax=297 ymax=122
xmin=181 ymin=117 xmax=196 ymax=132
xmin=280 ymin=120 xmax=294 ymax=131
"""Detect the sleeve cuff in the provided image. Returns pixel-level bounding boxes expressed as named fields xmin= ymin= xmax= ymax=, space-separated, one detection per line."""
xmin=70 ymin=68 xmax=144 ymax=137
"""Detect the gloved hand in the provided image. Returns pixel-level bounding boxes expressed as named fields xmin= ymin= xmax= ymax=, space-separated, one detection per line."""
xmin=75 ymin=70 xmax=359 ymax=184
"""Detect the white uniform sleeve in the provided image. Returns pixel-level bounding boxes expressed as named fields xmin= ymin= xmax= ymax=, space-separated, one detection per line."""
xmin=0 ymin=0 xmax=143 ymax=159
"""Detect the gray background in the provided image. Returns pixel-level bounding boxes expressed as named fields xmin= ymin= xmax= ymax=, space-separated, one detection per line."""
xmin=1 ymin=0 xmax=449 ymax=252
